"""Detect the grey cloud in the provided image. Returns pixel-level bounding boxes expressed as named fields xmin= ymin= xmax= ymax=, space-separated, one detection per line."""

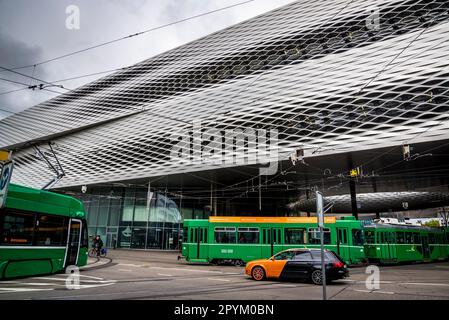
xmin=0 ymin=32 xmax=51 ymax=117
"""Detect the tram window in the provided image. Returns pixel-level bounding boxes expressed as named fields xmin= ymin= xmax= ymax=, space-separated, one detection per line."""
xmin=414 ymin=233 xmax=421 ymax=244
xmin=237 ymin=227 xmax=259 ymax=244
xmin=308 ymin=228 xmax=330 ymax=244
xmin=0 ymin=210 xmax=35 ymax=245
xmin=36 ymin=214 xmax=68 ymax=246
xmin=352 ymin=229 xmax=364 ymax=246
xmin=215 ymin=227 xmax=236 ymax=243
xmin=285 ymin=228 xmax=306 ymax=244
xmin=405 ymin=233 xmax=413 ymax=244
xmin=365 ymin=230 xmax=375 ymax=244
xmin=396 ymin=232 xmax=405 ymax=244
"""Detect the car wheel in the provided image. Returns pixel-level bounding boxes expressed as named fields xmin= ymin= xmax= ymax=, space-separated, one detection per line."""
xmin=251 ymin=266 xmax=265 ymax=281
xmin=311 ymin=270 xmax=323 ymax=285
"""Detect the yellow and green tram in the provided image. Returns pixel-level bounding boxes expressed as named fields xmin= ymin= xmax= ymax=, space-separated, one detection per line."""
xmin=363 ymin=223 xmax=449 ymax=264
xmin=0 ymin=184 xmax=89 ymax=279
xmin=182 ymin=216 xmax=366 ymax=266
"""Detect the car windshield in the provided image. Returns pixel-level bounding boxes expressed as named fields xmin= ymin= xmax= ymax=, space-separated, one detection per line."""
xmin=272 ymin=251 xmax=296 ymax=260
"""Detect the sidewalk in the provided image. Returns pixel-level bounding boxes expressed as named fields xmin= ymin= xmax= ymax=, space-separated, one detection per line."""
xmin=103 ymin=248 xmax=181 ymax=264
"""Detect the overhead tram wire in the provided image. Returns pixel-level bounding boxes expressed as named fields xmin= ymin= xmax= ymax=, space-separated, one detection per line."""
xmin=3 ymin=0 xmax=256 ymax=72
xmin=0 ymin=77 xmax=68 ymax=100
xmin=0 ymin=87 xmax=29 ymax=96
xmin=0 ymin=66 xmax=71 ymax=92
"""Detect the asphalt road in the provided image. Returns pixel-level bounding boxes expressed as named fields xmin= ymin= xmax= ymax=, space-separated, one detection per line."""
xmin=1 ymin=250 xmax=449 ymax=300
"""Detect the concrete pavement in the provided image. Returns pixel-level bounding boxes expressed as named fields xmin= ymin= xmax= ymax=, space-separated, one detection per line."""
xmin=1 ymin=249 xmax=449 ymax=300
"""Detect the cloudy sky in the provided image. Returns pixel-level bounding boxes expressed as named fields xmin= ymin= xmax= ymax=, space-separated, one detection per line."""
xmin=0 ymin=0 xmax=295 ymax=119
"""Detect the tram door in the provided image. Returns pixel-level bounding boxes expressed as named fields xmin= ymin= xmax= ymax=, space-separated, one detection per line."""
xmin=271 ymin=228 xmax=283 ymax=256
xmin=421 ymin=235 xmax=430 ymax=259
xmin=261 ymin=227 xmax=283 ymax=257
xmin=336 ymin=228 xmax=349 ymax=261
xmin=261 ymin=228 xmax=272 ymax=258
xmin=189 ymin=227 xmax=208 ymax=259
xmin=195 ymin=227 xmax=208 ymax=260
xmin=65 ymin=219 xmax=82 ymax=267
xmin=387 ymin=232 xmax=397 ymax=260
xmin=378 ymin=232 xmax=388 ymax=259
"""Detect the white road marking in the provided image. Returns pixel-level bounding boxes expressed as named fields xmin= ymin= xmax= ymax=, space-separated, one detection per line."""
xmin=75 ymin=283 xmax=115 ymax=289
xmin=149 ymin=266 xmax=226 ymax=274
xmin=206 ymin=278 xmax=231 ymax=282
xmin=354 ymin=289 xmax=395 ymax=295
xmin=401 ymin=282 xmax=449 ymax=287
xmin=30 ymin=277 xmax=116 ymax=283
xmin=274 ymin=284 xmax=297 ymax=287
xmin=117 ymin=263 xmax=143 ymax=268
xmin=77 ymin=275 xmax=105 ymax=280
xmin=0 ymin=288 xmax=54 ymax=293
xmin=12 ymin=283 xmax=65 ymax=286
xmin=118 ymin=269 xmax=133 ymax=272
xmin=45 ymin=274 xmax=105 ymax=281
xmin=157 ymin=273 xmax=173 ymax=277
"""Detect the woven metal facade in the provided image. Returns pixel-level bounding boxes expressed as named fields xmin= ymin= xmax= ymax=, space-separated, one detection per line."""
xmin=1 ymin=0 xmax=449 ymax=190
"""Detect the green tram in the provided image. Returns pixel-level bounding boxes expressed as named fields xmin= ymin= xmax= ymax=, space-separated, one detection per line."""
xmin=0 ymin=184 xmax=88 ymax=279
xmin=182 ymin=216 xmax=366 ymax=266
xmin=364 ymin=223 xmax=449 ymax=264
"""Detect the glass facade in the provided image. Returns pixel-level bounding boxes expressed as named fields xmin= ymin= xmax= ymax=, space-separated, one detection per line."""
xmin=72 ymin=186 xmax=211 ymax=250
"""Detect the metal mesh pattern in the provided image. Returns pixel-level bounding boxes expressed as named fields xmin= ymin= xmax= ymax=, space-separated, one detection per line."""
xmin=1 ymin=0 xmax=449 ymax=189
xmin=288 ymin=191 xmax=449 ymax=213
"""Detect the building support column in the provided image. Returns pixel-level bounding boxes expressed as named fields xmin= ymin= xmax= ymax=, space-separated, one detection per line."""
xmin=371 ymin=177 xmax=380 ymax=219
xmin=349 ymin=178 xmax=358 ymax=220
xmin=306 ymin=189 xmax=311 ymax=217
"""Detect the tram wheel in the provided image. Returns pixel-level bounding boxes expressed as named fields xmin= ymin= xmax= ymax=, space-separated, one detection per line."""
xmin=234 ymin=260 xmax=244 ymax=267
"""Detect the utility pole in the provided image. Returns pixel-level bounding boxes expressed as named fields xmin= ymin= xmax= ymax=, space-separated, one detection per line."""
xmin=316 ymin=191 xmax=326 ymax=300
